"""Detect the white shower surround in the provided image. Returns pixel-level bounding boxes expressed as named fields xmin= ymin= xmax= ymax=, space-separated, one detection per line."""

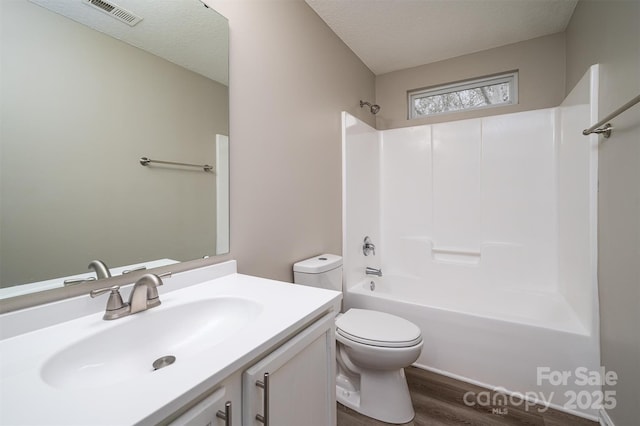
xmin=342 ymin=66 xmax=600 ymax=419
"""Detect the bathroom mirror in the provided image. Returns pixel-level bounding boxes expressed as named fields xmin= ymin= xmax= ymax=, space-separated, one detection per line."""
xmin=0 ymin=0 xmax=229 ymax=301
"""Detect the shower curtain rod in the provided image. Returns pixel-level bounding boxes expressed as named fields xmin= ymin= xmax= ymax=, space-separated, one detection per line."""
xmin=582 ymin=93 xmax=640 ymax=138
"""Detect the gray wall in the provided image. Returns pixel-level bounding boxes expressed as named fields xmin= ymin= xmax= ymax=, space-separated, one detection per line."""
xmin=566 ymin=1 xmax=640 ymax=424
xmin=210 ymin=0 xmax=375 ymax=282
xmin=375 ymin=33 xmax=566 ymax=130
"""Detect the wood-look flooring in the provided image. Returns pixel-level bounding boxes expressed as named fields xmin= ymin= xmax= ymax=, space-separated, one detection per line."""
xmin=337 ymin=367 xmax=598 ymax=426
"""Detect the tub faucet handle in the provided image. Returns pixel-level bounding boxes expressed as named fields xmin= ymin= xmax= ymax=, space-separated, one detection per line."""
xmin=363 ymin=236 xmax=376 ymax=256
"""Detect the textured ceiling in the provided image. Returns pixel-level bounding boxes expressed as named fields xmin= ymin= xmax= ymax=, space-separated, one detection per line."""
xmin=29 ymin=0 xmax=228 ymax=85
xmin=305 ymin=0 xmax=578 ymax=75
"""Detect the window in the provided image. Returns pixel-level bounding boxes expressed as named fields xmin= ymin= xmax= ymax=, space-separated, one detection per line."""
xmin=408 ymin=71 xmax=518 ymax=119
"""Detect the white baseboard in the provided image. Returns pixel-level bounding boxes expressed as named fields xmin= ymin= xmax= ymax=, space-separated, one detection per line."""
xmin=599 ymin=408 xmax=614 ymax=426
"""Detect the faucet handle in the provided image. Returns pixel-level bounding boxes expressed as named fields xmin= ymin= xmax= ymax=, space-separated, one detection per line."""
xmin=363 ymin=236 xmax=376 ymax=256
xmin=63 ymin=277 xmax=96 ymax=286
xmin=122 ymin=266 xmax=147 ymax=274
xmin=90 ymin=285 xmax=128 ymax=320
xmin=90 ymin=284 xmax=119 ymax=297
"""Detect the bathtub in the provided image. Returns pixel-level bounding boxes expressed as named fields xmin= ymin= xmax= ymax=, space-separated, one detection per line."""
xmin=343 ymin=275 xmax=600 ymax=420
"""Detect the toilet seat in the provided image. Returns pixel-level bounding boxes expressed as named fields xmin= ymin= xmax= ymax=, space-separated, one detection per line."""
xmin=336 ymin=309 xmax=422 ymax=348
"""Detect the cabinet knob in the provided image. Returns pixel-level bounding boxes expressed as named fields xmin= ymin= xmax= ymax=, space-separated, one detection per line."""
xmin=255 ymin=372 xmax=270 ymax=425
xmin=216 ymin=401 xmax=232 ymax=426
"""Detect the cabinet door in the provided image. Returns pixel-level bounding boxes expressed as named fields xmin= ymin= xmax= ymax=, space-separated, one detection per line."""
xmin=168 ymin=373 xmax=241 ymax=426
xmin=243 ymin=312 xmax=336 ymax=426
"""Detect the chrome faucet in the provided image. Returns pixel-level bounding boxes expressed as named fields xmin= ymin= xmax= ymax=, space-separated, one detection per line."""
xmin=88 ymin=259 xmax=112 ymax=279
xmin=129 ymin=273 xmax=164 ymax=314
xmin=90 ymin=272 xmax=171 ymax=320
xmin=365 ymin=267 xmax=382 ymax=277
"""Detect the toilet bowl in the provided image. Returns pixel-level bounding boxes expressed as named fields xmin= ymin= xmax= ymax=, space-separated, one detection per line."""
xmin=293 ymin=254 xmax=423 ymax=424
xmin=335 ymin=308 xmax=423 ymax=423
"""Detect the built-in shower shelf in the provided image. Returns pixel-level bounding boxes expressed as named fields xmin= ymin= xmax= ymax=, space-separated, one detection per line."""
xmin=431 ymin=247 xmax=481 ymax=265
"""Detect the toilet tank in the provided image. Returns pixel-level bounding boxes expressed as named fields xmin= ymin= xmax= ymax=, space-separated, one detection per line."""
xmin=293 ymin=254 xmax=343 ymax=291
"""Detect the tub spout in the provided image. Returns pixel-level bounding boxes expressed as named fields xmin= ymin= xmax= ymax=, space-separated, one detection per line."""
xmin=366 ymin=267 xmax=382 ymax=277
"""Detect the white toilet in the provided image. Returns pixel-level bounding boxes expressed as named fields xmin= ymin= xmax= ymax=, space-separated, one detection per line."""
xmin=293 ymin=254 xmax=423 ymax=424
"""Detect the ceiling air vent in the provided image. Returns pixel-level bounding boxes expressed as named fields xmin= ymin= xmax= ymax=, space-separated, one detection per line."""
xmin=83 ymin=0 xmax=143 ymax=27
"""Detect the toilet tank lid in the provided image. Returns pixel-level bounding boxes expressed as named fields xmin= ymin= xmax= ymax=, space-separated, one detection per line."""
xmin=293 ymin=254 xmax=342 ymax=274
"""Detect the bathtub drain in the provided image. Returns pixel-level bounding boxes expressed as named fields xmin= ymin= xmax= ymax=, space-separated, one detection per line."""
xmin=370 ymin=281 xmax=376 ymax=291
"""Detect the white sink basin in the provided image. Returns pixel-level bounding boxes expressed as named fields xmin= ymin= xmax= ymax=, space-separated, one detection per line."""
xmin=41 ymin=297 xmax=262 ymax=390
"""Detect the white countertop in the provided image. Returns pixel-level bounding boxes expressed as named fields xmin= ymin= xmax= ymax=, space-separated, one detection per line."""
xmin=0 ymin=262 xmax=341 ymax=425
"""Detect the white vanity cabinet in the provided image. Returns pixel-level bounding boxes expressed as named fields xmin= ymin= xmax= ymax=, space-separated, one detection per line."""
xmin=243 ymin=312 xmax=336 ymax=426
xmin=0 ymin=264 xmax=342 ymax=426
xmin=166 ymin=311 xmax=336 ymax=426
